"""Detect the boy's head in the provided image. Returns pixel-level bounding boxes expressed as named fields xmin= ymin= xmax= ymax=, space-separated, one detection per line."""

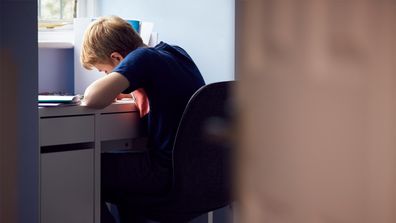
xmin=81 ymin=15 xmax=143 ymax=71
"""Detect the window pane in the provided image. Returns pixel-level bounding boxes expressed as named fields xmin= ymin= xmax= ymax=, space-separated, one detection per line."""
xmin=62 ymin=0 xmax=75 ymax=20
xmin=41 ymin=0 xmax=61 ymax=20
xmin=39 ymin=0 xmax=76 ymax=21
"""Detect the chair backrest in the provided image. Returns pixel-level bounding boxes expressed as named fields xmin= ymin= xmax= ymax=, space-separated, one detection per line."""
xmin=171 ymin=81 xmax=234 ymax=212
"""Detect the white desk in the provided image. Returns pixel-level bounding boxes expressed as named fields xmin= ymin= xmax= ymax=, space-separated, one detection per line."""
xmin=39 ymin=101 xmax=141 ymax=223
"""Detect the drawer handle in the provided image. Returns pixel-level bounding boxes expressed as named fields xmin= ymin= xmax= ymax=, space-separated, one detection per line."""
xmin=41 ymin=142 xmax=94 ymax=153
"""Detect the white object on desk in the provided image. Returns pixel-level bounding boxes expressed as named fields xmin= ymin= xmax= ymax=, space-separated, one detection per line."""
xmin=140 ymin=21 xmax=154 ymax=45
xmin=149 ymin=32 xmax=159 ymax=47
xmin=38 ymin=95 xmax=81 ymax=107
xmin=38 ymin=95 xmax=80 ymax=103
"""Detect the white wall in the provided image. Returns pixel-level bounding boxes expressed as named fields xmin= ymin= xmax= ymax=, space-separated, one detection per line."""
xmin=98 ymin=0 xmax=235 ymax=84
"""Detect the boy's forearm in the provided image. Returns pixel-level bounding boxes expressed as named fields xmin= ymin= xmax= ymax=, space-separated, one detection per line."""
xmin=83 ymin=72 xmax=129 ymax=108
xmin=83 ymin=83 xmax=108 ymax=108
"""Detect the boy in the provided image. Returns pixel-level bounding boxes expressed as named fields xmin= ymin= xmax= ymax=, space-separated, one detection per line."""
xmin=81 ymin=16 xmax=205 ymax=222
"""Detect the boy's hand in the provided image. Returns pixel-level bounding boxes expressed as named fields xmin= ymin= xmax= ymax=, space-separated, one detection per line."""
xmin=132 ymin=88 xmax=150 ymax=118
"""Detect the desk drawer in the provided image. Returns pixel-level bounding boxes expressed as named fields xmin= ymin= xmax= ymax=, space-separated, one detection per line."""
xmin=40 ymin=116 xmax=94 ymax=146
xmin=99 ymin=112 xmax=139 ymax=141
xmin=41 ymin=149 xmax=94 ymax=223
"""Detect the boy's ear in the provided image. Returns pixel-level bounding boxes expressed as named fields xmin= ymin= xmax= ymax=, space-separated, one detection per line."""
xmin=110 ymin=52 xmax=124 ymax=63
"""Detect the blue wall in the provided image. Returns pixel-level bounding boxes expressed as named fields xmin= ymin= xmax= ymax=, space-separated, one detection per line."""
xmin=39 ymin=48 xmax=74 ymax=94
xmin=98 ymin=0 xmax=235 ymax=84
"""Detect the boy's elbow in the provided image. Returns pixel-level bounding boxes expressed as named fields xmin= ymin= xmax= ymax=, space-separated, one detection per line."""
xmin=83 ymin=95 xmax=108 ymax=109
xmin=83 ymin=74 xmax=123 ymax=109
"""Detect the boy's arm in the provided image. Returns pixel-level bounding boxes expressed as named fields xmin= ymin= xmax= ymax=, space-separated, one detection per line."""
xmin=132 ymin=88 xmax=150 ymax=118
xmin=83 ymin=72 xmax=129 ymax=108
xmin=116 ymin=93 xmax=133 ymax=100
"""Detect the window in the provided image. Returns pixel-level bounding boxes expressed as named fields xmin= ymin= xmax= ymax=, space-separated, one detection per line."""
xmin=38 ymin=0 xmax=77 ymax=29
xmin=38 ymin=0 xmax=76 ymax=21
xmin=38 ymin=0 xmax=96 ymax=46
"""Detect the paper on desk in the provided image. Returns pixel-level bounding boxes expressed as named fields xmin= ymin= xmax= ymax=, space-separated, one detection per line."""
xmin=148 ymin=32 xmax=159 ymax=47
xmin=38 ymin=103 xmax=61 ymax=107
xmin=140 ymin=21 xmax=154 ymax=45
xmin=38 ymin=103 xmax=80 ymax=107
xmin=38 ymin=95 xmax=81 ymax=103
xmin=38 ymin=95 xmax=81 ymax=107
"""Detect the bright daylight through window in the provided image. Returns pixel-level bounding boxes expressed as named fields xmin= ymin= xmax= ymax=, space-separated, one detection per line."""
xmin=38 ymin=0 xmax=77 ymax=29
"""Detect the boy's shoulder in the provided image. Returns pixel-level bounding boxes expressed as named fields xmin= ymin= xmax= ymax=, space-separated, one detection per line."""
xmin=123 ymin=46 xmax=157 ymax=63
xmin=122 ymin=42 xmax=193 ymax=69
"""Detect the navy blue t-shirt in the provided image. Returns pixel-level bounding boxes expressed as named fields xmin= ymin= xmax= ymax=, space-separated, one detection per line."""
xmin=113 ymin=42 xmax=205 ymax=166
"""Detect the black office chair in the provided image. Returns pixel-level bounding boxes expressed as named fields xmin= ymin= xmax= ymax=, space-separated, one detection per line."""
xmin=140 ymin=81 xmax=234 ymax=223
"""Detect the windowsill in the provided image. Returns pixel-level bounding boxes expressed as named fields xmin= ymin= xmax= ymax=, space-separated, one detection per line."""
xmin=38 ymin=29 xmax=74 ymax=49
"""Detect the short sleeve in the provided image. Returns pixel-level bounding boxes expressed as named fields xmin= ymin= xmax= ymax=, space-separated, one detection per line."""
xmin=112 ymin=48 xmax=153 ymax=94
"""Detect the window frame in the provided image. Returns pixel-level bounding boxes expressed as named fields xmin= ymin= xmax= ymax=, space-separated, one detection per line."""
xmin=38 ymin=0 xmax=98 ymax=47
xmin=77 ymin=0 xmax=97 ymax=18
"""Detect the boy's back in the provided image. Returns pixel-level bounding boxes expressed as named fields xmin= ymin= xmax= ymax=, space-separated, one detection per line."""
xmin=113 ymin=41 xmax=206 ymax=166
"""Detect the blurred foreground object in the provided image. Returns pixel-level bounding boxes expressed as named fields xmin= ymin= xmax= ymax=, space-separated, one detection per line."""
xmin=236 ymin=0 xmax=396 ymax=223
xmin=0 ymin=50 xmax=18 ymax=223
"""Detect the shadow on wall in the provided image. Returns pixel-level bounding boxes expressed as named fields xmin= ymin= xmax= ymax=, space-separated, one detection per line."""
xmin=39 ymin=48 xmax=74 ymax=94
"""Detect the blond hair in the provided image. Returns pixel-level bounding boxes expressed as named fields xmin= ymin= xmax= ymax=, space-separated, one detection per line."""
xmin=80 ymin=16 xmax=143 ymax=69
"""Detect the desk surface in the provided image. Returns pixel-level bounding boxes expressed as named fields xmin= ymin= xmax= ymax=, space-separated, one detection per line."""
xmin=39 ymin=100 xmax=138 ymax=117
